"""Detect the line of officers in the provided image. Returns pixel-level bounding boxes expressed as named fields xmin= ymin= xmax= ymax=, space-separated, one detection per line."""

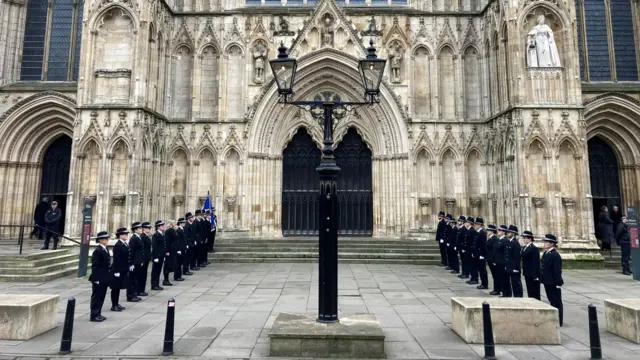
xmin=436 ymin=212 xmax=565 ymax=327
xmin=87 ymin=209 xmax=217 ymax=322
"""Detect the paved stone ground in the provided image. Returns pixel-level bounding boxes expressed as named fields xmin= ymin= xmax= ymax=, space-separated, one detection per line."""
xmin=0 ymin=263 xmax=639 ymax=360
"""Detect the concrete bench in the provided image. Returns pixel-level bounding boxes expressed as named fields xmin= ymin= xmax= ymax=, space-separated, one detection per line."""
xmin=0 ymin=294 xmax=59 ymax=340
xmin=451 ymin=297 xmax=561 ymax=345
xmin=605 ymin=299 xmax=640 ymax=343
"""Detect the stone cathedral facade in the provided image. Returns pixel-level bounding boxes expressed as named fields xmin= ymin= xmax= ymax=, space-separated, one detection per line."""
xmin=1 ymin=0 xmax=640 ymax=258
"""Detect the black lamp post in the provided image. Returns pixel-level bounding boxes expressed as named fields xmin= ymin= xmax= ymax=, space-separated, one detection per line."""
xmin=270 ymin=40 xmax=386 ymax=323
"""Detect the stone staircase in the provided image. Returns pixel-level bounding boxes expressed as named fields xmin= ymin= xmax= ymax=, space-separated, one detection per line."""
xmin=602 ymin=244 xmax=632 ymax=270
xmin=211 ymin=237 xmax=443 ymax=265
xmin=0 ymin=248 xmax=80 ymax=282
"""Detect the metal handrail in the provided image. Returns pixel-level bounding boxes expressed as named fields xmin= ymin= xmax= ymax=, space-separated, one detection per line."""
xmin=0 ymin=224 xmax=25 ymax=254
xmin=33 ymin=224 xmax=81 ymax=246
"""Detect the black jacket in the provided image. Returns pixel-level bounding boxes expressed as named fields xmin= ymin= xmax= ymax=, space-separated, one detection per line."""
xmin=615 ymin=222 xmax=630 ymax=245
xmin=34 ymin=201 xmax=49 ymax=225
xmin=436 ymin=219 xmax=446 ymax=242
xmin=447 ymin=225 xmax=458 ymax=247
xmin=141 ymin=233 xmax=152 ymax=262
xmin=176 ymin=227 xmax=186 ymax=251
xmin=152 ymin=231 xmax=166 ymax=259
xmin=166 ymin=228 xmax=178 ymax=254
xmin=598 ymin=211 xmax=614 ymax=241
xmin=505 ymin=237 xmax=521 ymax=272
xmin=465 ymin=227 xmax=476 ymax=252
xmin=185 ymin=221 xmax=198 ymax=246
xmin=486 ymin=234 xmax=498 ymax=264
xmin=44 ymin=208 xmax=62 ymax=230
xmin=541 ymin=249 xmax=564 ymax=286
xmin=110 ymin=240 xmax=130 ymax=290
xmin=456 ymin=226 xmax=468 ymax=250
xmin=494 ymin=236 xmax=509 ymax=265
xmin=129 ymin=233 xmax=145 ymax=265
xmin=521 ymin=243 xmax=541 ymax=279
xmin=473 ymin=229 xmax=487 ymax=258
xmin=89 ymin=245 xmax=111 ymax=284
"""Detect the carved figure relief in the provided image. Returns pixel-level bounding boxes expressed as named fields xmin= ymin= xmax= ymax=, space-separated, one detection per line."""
xmin=388 ymin=41 xmax=404 ymax=83
xmin=526 ymin=15 xmax=561 ymax=67
xmin=321 ymin=14 xmax=335 ymax=47
xmin=252 ymin=41 xmax=268 ymax=84
xmin=361 ymin=16 xmax=382 ymax=37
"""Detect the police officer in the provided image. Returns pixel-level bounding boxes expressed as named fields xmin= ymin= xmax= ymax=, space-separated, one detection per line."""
xmin=110 ymin=227 xmax=131 ymax=312
xmin=185 ymin=212 xmax=200 ymax=271
xmin=456 ymin=216 xmax=468 ymax=278
xmin=446 ymin=214 xmax=460 ymax=274
xmin=521 ymin=231 xmax=541 ymax=300
xmin=541 ymin=234 xmax=564 ymax=326
xmin=464 ymin=217 xmax=478 ymax=284
xmin=128 ymin=222 xmax=144 ymax=300
xmin=493 ymin=225 xmax=509 ymax=296
xmin=436 ymin=211 xmax=448 ymax=267
xmin=486 ymin=225 xmax=500 ymax=294
xmin=203 ymin=210 xmax=212 ymax=265
xmin=196 ymin=210 xmax=207 ymax=267
xmin=151 ymin=220 xmax=167 ymax=290
xmin=615 ymin=216 xmax=632 ymax=275
xmin=163 ymin=220 xmax=178 ymax=285
xmin=138 ymin=222 xmax=152 ymax=296
xmin=504 ymin=225 xmax=523 ymax=298
xmin=174 ymin=218 xmax=187 ymax=280
xmin=210 ymin=207 xmax=218 ymax=253
xmin=42 ymin=201 xmax=62 ymax=250
xmin=473 ymin=217 xmax=488 ymax=289
xmin=89 ymin=231 xmax=111 ymax=322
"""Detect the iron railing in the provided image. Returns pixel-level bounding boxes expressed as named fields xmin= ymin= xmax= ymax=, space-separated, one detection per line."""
xmin=0 ymin=224 xmax=80 ymax=254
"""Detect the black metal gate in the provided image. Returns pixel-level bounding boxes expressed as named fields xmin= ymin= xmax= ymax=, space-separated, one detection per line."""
xmin=281 ymin=127 xmax=373 ymax=236
xmin=39 ymin=135 xmax=72 ymax=232
xmin=588 ymin=136 xmax=621 ymax=238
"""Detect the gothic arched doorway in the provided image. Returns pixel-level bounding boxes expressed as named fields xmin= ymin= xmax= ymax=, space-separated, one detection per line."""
xmin=588 ymin=136 xmax=622 ymax=240
xmin=39 ymin=135 xmax=72 ymax=233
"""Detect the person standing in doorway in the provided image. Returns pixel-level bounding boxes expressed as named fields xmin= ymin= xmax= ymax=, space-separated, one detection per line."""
xmin=31 ymin=197 xmax=49 ymax=240
xmin=541 ymin=234 xmax=564 ymax=327
xmin=42 ymin=201 xmax=62 ymax=250
xmin=89 ymin=231 xmax=111 ymax=322
xmin=611 ymin=205 xmax=623 ymax=230
xmin=598 ymin=206 xmax=614 ymax=251
xmin=521 ymin=231 xmax=541 ymax=300
xmin=615 ymin=215 xmax=632 ymax=275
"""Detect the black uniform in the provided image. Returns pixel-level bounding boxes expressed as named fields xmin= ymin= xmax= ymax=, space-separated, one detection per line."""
xmin=446 ymin=224 xmax=459 ymax=272
xmin=89 ymin=245 xmax=110 ymax=320
xmin=474 ymin=228 xmax=488 ymax=288
xmin=486 ymin=234 xmax=500 ymax=293
xmin=43 ymin=207 xmax=62 ymax=249
xmin=466 ymin=226 xmax=478 ymax=281
xmin=494 ymin=235 xmax=509 ymax=295
xmin=521 ymin=242 xmax=541 ymax=300
xmin=504 ymin=236 xmax=523 ymax=297
xmin=457 ymin=226 xmax=469 ymax=277
xmin=175 ymin=226 xmax=186 ymax=279
xmin=110 ymin=240 xmax=131 ymax=307
xmin=151 ymin=231 xmax=166 ymax=288
xmin=210 ymin=214 xmax=217 ymax=252
xmin=436 ymin=218 xmax=448 ymax=266
xmin=185 ymin=221 xmax=199 ymax=270
xmin=200 ymin=218 xmax=210 ymax=265
xmin=31 ymin=200 xmax=49 ymax=239
xmin=541 ymin=248 xmax=564 ymax=326
xmin=129 ymin=233 xmax=144 ymax=296
xmin=138 ymin=232 xmax=152 ymax=294
xmin=615 ymin=222 xmax=631 ymax=274
xmin=164 ymin=227 xmax=177 ymax=282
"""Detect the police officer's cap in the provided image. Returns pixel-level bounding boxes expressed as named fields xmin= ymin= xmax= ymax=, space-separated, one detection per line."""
xmin=131 ymin=222 xmax=142 ymax=230
xmin=487 ymin=225 xmax=497 ymax=232
xmin=177 ymin=218 xmax=186 ymax=224
xmin=506 ymin=225 xmax=519 ymax=234
xmin=543 ymin=234 xmax=557 ymax=243
xmin=466 ymin=217 xmax=475 ymax=224
xmin=438 ymin=211 xmax=445 ymax=217
xmin=116 ymin=227 xmax=129 ymax=236
xmin=522 ymin=230 xmax=534 ymax=239
xmin=96 ymin=231 xmax=109 ymax=242
xmin=141 ymin=222 xmax=152 ymax=229
xmin=155 ymin=220 xmax=165 ymax=227
xmin=51 ymin=201 xmax=58 ymax=205
xmin=205 ymin=209 xmax=211 ymax=214
xmin=475 ymin=217 xmax=484 ymax=225
xmin=457 ymin=215 xmax=466 ymax=222
xmin=195 ymin=209 xmax=202 ymax=215
xmin=498 ymin=225 xmax=508 ymax=232
xmin=185 ymin=212 xmax=194 ymax=219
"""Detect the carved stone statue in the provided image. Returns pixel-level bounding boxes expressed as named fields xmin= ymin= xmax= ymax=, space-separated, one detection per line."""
xmin=252 ymin=43 xmax=267 ymax=83
xmin=389 ymin=45 xmax=403 ymax=82
xmin=526 ymin=15 xmax=561 ymax=67
xmin=321 ymin=15 xmax=334 ymax=47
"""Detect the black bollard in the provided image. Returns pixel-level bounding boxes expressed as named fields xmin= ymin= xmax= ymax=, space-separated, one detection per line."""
xmin=588 ymin=304 xmax=602 ymax=360
xmin=162 ymin=298 xmax=176 ymax=356
xmin=59 ymin=297 xmax=76 ymax=354
xmin=482 ymin=302 xmax=496 ymax=360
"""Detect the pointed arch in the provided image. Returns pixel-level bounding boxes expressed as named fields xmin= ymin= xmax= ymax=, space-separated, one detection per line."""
xmin=195 ymin=145 xmax=218 ymax=161
xmin=169 ymin=145 xmax=192 ymax=162
xmin=438 ymin=146 xmax=461 ymax=163
xmin=438 ymin=45 xmax=456 ymax=119
xmin=88 ymin=4 xmax=140 ymax=32
xmin=277 ymin=122 xmax=323 ymax=153
xmin=221 ymin=144 xmax=245 ymax=162
xmin=334 ymin=123 xmax=375 ymax=154
xmin=411 ymin=145 xmax=436 ymax=163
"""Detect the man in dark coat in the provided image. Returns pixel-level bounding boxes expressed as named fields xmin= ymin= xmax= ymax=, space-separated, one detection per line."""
xmin=89 ymin=231 xmax=111 ymax=322
xmin=151 ymin=220 xmax=168 ymax=290
xmin=196 ymin=210 xmax=207 ymax=268
xmin=163 ymin=221 xmax=178 ymax=285
xmin=521 ymin=231 xmax=541 ymax=300
xmin=127 ymin=222 xmax=144 ymax=302
xmin=611 ymin=206 xmax=623 ymax=231
xmin=473 ymin=217 xmax=488 ymax=289
xmin=485 ymin=225 xmax=500 ymax=294
xmin=541 ymin=234 xmax=564 ymax=327
xmin=210 ymin=207 xmax=218 ymax=253
xmin=201 ymin=211 xmax=212 ymax=266
xmin=456 ymin=216 xmax=468 ymax=278
xmin=598 ymin=206 xmax=614 ymax=250
xmin=30 ymin=197 xmax=49 ymax=240
xmin=42 ymin=201 xmax=62 ymax=250
xmin=185 ymin=212 xmax=200 ymax=271
xmin=504 ymin=225 xmax=523 ymax=298
xmin=174 ymin=218 xmax=187 ymax=280
xmin=615 ymin=216 xmax=632 ymax=275
xmin=493 ymin=225 xmax=510 ymax=296
xmin=110 ymin=227 xmax=130 ymax=312
xmin=138 ymin=222 xmax=152 ymax=296
xmin=464 ymin=217 xmax=478 ymax=284
xmin=436 ymin=211 xmax=448 ymax=267
xmin=182 ymin=213 xmax=196 ymax=275
xmin=446 ymin=215 xmax=460 ymax=274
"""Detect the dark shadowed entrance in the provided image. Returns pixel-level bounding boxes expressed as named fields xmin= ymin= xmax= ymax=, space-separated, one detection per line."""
xmin=588 ymin=136 xmax=621 ymax=239
xmin=39 ymin=135 xmax=72 ymax=233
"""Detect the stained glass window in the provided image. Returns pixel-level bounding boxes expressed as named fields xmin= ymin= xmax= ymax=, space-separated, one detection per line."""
xmin=20 ymin=0 xmax=48 ymax=80
xmin=584 ymin=0 xmax=611 ymax=80
xmin=611 ymin=0 xmax=638 ymax=81
xmin=575 ymin=0 xmax=585 ymax=80
xmin=73 ymin=0 xmax=84 ymax=81
xmin=47 ymin=0 xmax=74 ymax=81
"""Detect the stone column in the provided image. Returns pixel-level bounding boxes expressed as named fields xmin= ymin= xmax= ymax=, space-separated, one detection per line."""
xmin=562 ymin=197 xmax=577 ymax=240
xmin=531 ymin=197 xmax=546 ymax=237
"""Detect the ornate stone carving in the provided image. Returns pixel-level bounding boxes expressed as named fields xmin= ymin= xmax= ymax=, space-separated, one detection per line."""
xmin=388 ymin=41 xmax=404 ymax=83
xmin=274 ymin=16 xmax=295 ymax=36
xmin=198 ymin=196 xmax=207 ymax=207
xmin=531 ymin=197 xmax=546 ymax=208
xmin=445 ymin=198 xmax=456 ymax=208
xmin=361 ymin=16 xmax=382 ymax=37
xmin=321 ymin=13 xmax=334 ymax=47
xmin=562 ymin=197 xmax=576 ymax=208
xmin=84 ymin=195 xmax=97 ymax=205
xmin=94 ymin=68 xmax=132 ymax=77
xmin=526 ymin=15 xmax=561 ymax=68
xmin=418 ymin=198 xmax=431 ymax=206
xmin=470 ymin=197 xmax=482 ymax=208
xmin=111 ymin=194 xmax=126 ymax=206
xmin=172 ymin=195 xmax=184 ymax=206
xmin=226 ymin=196 xmax=237 ymax=206
xmin=251 ymin=41 xmax=268 ymax=84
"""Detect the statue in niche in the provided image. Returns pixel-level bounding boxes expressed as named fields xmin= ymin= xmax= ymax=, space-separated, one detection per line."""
xmin=361 ymin=16 xmax=382 ymax=37
xmin=526 ymin=15 xmax=562 ymax=67
xmin=252 ymin=42 xmax=267 ymax=83
xmin=321 ymin=14 xmax=334 ymax=47
xmin=389 ymin=44 xmax=403 ymax=83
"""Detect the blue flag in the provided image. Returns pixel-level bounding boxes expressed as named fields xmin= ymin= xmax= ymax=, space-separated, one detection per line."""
xmin=203 ymin=191 xmax=212 ymax=213
xmin=203 ymin=191 xmax=216 ymax=230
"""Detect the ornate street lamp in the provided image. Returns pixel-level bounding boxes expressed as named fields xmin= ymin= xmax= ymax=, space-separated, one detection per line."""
xmin=270 ymin=40 xmax=386 ymax=323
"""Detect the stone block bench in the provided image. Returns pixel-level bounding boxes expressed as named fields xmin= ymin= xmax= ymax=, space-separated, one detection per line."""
xmin=451 ymin=297 xmax=561 ymax=345
xmin=605 ymin=299 xmax=640 ymax=343
xmin=0 ymin=294 xmax=59 ymax=340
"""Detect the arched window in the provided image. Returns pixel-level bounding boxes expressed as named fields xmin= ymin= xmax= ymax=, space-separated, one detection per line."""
xmin=20 ymin=0 xmax=84 ymax=81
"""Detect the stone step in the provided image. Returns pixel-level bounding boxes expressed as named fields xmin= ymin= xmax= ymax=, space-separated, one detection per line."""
xmin=216 ymin=240 xmax=437 ymax=247
xmin=214 ymin=246 xmax=440 ymax=252
xmin=0 ymin=259 xmax=79 ymax=275
xmin=0 ymin=253 xmax=78 ymax=268
xmin=0 ymin=248 xmax=70 ymax=261
xmin=216 ymin=238 xmax=434 ymax=244
xmin=212 ymin=251 xmax=441 ymax=260
xmin=0 ymin=267 xmax=78 ymax=282
xmin=211 ymin=258 xmax=443 ymax=265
